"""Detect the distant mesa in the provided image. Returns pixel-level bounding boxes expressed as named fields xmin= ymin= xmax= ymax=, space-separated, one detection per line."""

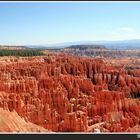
xmin=66 ymin=44 xmax=107 ymax=50
xmin=0 ymin=45 xmax=27 ymax=50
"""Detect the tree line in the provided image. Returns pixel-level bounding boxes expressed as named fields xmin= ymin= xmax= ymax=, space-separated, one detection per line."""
xmin=0 ymin=49 xmax=44 ymax=57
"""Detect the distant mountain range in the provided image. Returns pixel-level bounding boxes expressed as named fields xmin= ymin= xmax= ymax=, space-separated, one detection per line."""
xmin=1 ymin=39 xmax=140 ymax=50
xmin=12 ymin=39 xmax=140 ymax=50
xmin=98 ymin=39 xmax=140 ymax=50
xmin=26 ymin=39 xmax=140 ymax=50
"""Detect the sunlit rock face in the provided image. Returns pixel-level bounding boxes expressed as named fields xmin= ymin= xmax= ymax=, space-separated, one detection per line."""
xmin=0 ymin=54 xmax=140 ymax=132
xmin=0 ymin=108 xmax=50 ymax=132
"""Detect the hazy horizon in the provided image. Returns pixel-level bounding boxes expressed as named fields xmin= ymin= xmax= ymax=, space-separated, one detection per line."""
xmin=0 ymin=2 xmax=140 ymax=46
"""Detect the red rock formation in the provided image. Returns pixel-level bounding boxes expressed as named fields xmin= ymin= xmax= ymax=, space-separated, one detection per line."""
xmin=0 ymin=54 xmax=139 ymax=132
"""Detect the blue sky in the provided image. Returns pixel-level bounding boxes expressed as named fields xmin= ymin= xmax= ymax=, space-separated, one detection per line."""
xmin=0 ymin=2 xmax=140 ymax=45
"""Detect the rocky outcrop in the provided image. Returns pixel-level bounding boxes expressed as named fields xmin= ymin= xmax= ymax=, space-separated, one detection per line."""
xmin=0 ymin=55 xmax=139 ymax=132
xmin=0 ymin=108 xmax=50 ymax=132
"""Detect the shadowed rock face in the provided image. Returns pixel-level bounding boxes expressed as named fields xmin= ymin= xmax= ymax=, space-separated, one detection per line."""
xmin=0 ymin=54 xmax=140 ymax=132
